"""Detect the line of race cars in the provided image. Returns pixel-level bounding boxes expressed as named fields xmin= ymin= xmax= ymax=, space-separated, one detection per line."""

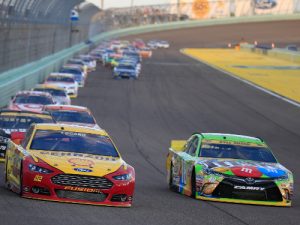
xmin=90 ymin=39 xmax=169 ymax=79
xmin=0 ymin=38 xmax=294 ymax=207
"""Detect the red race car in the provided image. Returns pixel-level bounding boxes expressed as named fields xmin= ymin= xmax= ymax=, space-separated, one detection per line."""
xmin=5 ymin=123 xmax=135 ymax=207
xmin=8 ymin=91 xmax=54 ymax=113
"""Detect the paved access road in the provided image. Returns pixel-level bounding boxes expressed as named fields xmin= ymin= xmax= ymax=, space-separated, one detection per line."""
xmin=0 ymin=20 xmax=300 ymax=225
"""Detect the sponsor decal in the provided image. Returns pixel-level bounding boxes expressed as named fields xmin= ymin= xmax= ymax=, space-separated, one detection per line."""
xmin=61 ymin=131 xmax=86 ymax=137
xmin=258 ymin=167 xmax=286 ymax=178
xmin=68 ymin=158 xmax=94 ymax=168
xmin=74 ymin=168 xmax=93 ymax=173
xmin=255 ymin=0 xmax=277 ymax=10
xmin=234 ymin=185 xmax=265 ymax=191
xmin=241 ymin=167 xmax=253 ymax=174
xmin=232 ymin=166 xmax=262 ymax=178
xmin=245 ymin=177 xmax=256 ymax=185
xmin=39 ymin=151 xmax=117 ymax=161
xmin=202 ymin=139 xmax=266 ymax=147
xmin=64 ymin=186 xmax=102 ymax=193
xmin=34 ymin=175 xmax=43 ymax=182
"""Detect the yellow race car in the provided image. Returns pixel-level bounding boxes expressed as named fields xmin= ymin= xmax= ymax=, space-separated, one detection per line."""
xmin=5 ymin=123 xmax=135 ymax=207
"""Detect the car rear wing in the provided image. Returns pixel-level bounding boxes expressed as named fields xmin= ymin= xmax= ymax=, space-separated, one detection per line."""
xmin=169 ymin=140 xmax=186 ymax=152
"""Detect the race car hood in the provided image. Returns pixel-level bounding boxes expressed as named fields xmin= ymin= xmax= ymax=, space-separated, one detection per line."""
xmin=197 ymin=158 xmax=289 ymax=179
xmin=28 ymin=150 xmax=123 ymax=177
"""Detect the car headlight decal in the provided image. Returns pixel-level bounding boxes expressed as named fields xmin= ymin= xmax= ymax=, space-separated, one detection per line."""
xmin=113 ymin=173 xmax=132 ymax=181
xmin=29 ymin=164 xmax=53 ymax=174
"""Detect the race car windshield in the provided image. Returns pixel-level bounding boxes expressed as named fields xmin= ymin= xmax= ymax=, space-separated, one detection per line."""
xmin=47 ymin=76 xmax=74 ymax=83
xmin=118 ymin=65 xmax=135 ymax=70
xmin=14 ymin=95 xmax=53 ymax=105
xmin=30 ymin=130 xmax=119 ymax=157
xmin=34 ymin=88 xmax=67 ymax=97
xmin=50 ymin=111 xmax=95 ymax=124
xmin=60 ymin=69 xmax=82 ymax=74
xmin=200 ymin=143 xmax=277 ymax=163
xmin=67 ymin=60 xmax=84 ymax=65
xmin=0 ymin=116 xmax=54 ymax=130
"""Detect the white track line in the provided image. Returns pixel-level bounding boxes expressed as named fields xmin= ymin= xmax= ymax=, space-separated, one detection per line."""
xmin=180 ymin=49 xmax=300 ymax=108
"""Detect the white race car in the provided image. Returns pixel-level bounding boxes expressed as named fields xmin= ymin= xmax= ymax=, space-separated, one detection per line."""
xmin=44 ymin=73 xmax=79 ymax=98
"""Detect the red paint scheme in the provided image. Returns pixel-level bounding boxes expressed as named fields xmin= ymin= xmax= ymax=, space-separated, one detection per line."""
xmin=231 ymin=166 xmax=263 ymax=178
xmin=20 ymin=157 xmax=135 ymax=207
xmin=10 ymin=131 xmax=25 ymax=145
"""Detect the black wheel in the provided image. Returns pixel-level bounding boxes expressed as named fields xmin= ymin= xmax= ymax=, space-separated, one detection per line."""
xmin=4 ymin=160 xmax=8 ymax=185
xmin=191 ymin=169 xmax=196 ymax=198
xmin=19 ymin=161 xmax=23 ymax=196
xmin=169 ymin=164 xmax=176 ymax=191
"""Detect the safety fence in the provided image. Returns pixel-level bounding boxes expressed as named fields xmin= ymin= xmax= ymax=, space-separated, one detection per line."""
xmin=1 ymin=0 xmax=300 ymax=108
xmin=0 ymin=0 xmax=100 ymax=73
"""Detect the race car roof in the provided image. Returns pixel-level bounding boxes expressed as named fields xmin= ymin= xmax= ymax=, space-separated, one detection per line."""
xmin=49 ymin=73 xmax=75 ymax=78
xmin=34 ymin=123 xmax=107 ymax=135
xmin=34 ymin=84 xmax=65 ymax=91
xmin=44 ymin=105 xmax=90 ymax=112
xmin=15 ymin=90 xmax=52 ymax=98
xmin=200 ymin=133 xmax=265 ymax=145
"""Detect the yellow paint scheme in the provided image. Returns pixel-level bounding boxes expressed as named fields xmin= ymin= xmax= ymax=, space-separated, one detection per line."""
xmin=0 ymin=112 xmax=52 ymax=120
xmin=166 ymin=140 xmax=186 ymax=182
xmin=24 ymin=124 xmax=123 ymax=176
xmin=34 ymin=84 xmax=65 ymax=91
xmin=170 ymin=140 xmax=186 ymax=152
xmin=68 ymin=94 xmax=78 ymax=98
xmin=198 ymin=196 xmax=291 ymax=207
xmin=183 ymin=48 xmax=300 ymax=103
xmin=27 ymin=150 xmax=123 ymax=177
xmin=5 ymin=124 xmax=123 ymax=190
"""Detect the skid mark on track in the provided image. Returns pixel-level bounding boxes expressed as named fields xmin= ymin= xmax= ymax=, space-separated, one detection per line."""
xmin=124 ymin=81 xmax=165 ymax=176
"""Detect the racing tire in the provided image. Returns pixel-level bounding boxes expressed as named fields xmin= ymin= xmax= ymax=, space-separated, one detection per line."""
xmin=4 ymin=159 xmax=8 ymax=185
xmin=169 ymin=164 xmax=176 ymax=192
xmin=19 ymin=161 xmax=23 ymax=196
xmin=191 ymin=169 xmax=196 ymax=198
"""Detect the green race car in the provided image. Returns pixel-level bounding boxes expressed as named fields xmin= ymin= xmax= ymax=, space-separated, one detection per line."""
xmin=166 ymin=133 xmax=293 ymax=206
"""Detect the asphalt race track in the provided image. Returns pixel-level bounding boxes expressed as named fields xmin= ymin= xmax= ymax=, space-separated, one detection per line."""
xmin=1 ymin=21 xmax=300 ymax=225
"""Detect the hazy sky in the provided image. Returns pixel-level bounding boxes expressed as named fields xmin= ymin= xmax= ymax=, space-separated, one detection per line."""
xmin=86 ymin=0 xmax=171 ymax=9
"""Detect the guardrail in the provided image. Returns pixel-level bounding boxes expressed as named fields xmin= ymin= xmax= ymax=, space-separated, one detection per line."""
xmin=1 ymin=14 xmax=300 ymax=108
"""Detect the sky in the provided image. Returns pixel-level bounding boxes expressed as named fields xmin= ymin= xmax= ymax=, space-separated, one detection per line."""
xmin=86 ymin=0 xmax=171 ymax=9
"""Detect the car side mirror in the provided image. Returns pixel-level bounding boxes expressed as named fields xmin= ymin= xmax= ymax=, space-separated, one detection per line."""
xmin=10 ymin=132 xmax=25 ymax=145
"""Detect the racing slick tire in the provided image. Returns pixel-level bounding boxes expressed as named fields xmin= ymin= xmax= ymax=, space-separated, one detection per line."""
xmin=191 ymin=169 xmax=196 ymax=199
xmin=169 ymin=164 xmax=176 ymax=191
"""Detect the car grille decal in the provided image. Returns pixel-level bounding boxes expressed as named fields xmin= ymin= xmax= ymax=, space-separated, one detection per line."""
xmin=51 ymin=174 xmax=113 ymax=189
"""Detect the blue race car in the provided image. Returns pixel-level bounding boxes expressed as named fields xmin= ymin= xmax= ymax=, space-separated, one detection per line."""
xmin=113 ymin=63 xmax=139 ymax=79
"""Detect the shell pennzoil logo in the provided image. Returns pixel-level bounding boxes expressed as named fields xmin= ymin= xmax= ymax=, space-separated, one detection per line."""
xmin=192 ymin=0 xmax=210 ymax=19
xmin=68 ymin=158 xmax=94 ymax=168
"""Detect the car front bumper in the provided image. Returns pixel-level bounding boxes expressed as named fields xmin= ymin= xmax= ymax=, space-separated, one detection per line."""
xmin=22 ymin=172 xmax=135 ymax=207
